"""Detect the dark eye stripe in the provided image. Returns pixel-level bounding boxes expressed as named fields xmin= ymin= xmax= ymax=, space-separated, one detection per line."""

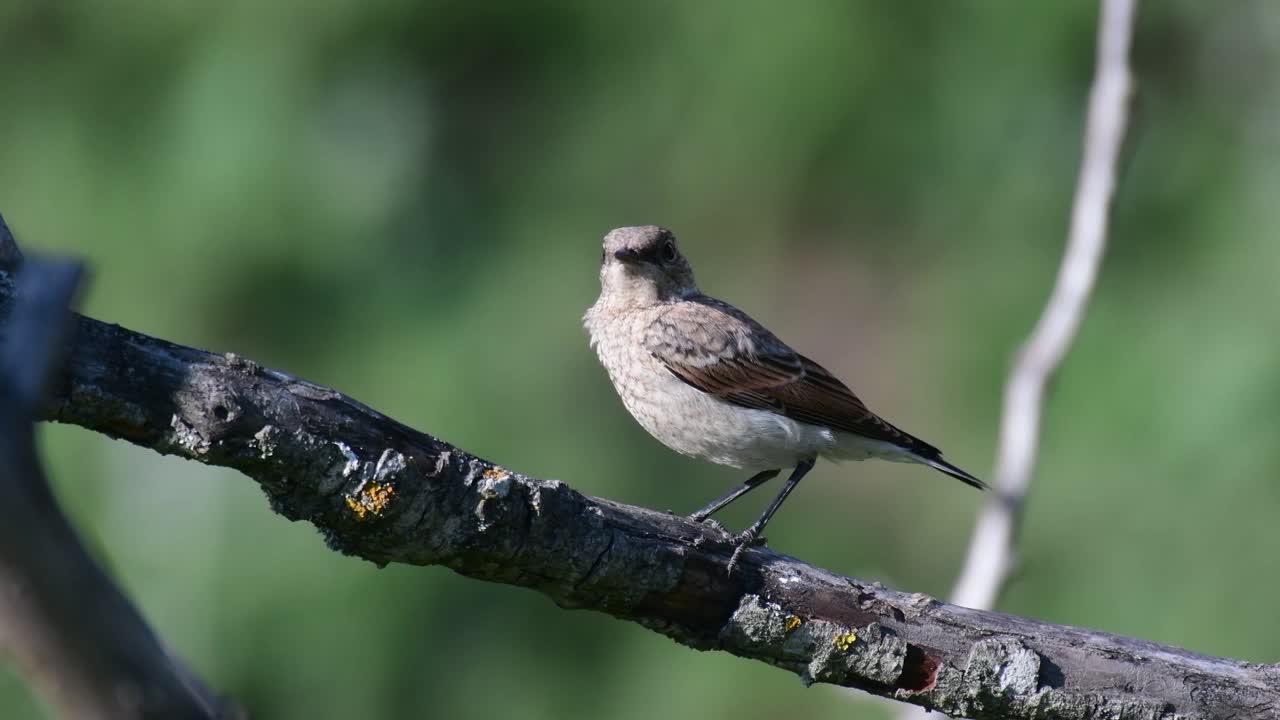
xmin=635 ymin=245 xmax=662 ymax=262
xmin=615 ymin=243 xmax=678 ymax=264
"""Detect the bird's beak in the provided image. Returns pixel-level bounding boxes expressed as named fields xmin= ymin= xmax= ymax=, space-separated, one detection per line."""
xmin=613 ymin=248 xmax=643 ymax=264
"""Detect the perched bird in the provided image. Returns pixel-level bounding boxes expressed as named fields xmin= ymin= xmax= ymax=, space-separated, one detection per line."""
xmin=583 ymin=225 xmax=985 ymax=571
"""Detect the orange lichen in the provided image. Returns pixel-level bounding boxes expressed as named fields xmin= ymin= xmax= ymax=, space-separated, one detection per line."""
xmin=344 ymin=496 xmax=365 ymax=517
xmin=784 ymin=615 xmax=803 ymax=633
xmin=833 ymin=632 xmax=858 ymax=652
xmin=482 ymin=467 xmax=510 ymax=481
xmin=346 ymin=481 xmax=396 ymax=520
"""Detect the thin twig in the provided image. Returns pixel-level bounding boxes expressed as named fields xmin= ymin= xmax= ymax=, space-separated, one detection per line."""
xmin=892 ymin=6 xmax=1137 ymax=717
xmin=950 ymin=0 xmax=1137 ymax=613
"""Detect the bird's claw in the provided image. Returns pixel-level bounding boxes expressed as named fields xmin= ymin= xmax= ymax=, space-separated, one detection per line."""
xmin=692 ymin=517 xmax=730 ymax=534
xmin=689 ymin=516 xmax=732 ymax=548
xmin=725 ymin=531 xmax=768 ymax=574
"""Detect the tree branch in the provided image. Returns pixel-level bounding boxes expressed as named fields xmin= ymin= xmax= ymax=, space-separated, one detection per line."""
xmin=951 ymin=0 xmax=1138 ymax=614
xmin=895 ymin=6 xmax=1139 ymax=718
xmin=0 ymin=213 xmax=22 ymax=269
xmin=0 ymin=255 xmax=235 ymax=719
xmin=0 ymin=260 xmax=1275 ymax=719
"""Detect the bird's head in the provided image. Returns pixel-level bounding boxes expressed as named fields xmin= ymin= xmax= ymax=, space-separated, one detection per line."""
xmin=599 ymin=225 xmax=697 ymax=302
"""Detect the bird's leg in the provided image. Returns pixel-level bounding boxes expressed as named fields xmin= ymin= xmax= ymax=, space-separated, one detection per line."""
xmin=688 ymin=469 xmax=780 ymax=523
xmin=727 ymin=459 xmax=816 ymax=573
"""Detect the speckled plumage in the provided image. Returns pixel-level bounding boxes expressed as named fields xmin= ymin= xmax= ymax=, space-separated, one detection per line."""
xmin=584 ymin=226 xmax=983 ymax=569
xmin=584 ymin=225 xmax=983 ymax=488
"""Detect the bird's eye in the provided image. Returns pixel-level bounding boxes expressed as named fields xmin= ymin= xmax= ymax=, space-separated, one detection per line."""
xmin=659 ymin=241 xmax=677 ymax=263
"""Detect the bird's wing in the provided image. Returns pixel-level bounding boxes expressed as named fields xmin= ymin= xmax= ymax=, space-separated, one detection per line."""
xmin=647 ymin=297 xmax=934 ymax=452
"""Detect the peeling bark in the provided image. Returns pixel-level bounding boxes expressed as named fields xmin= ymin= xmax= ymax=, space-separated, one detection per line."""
xmin=1 ymin=265 xmax=1275 ymax=719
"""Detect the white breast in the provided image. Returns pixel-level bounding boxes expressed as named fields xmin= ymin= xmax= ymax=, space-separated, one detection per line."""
xmin=585 ymin=303 xmax=841 ymax=470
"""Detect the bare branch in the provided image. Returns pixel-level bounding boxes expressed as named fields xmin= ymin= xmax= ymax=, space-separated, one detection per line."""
xmin=0 ymin=248 xmax=236 ymax=719
xmin=0 ymin=213 xmax=21 ymax=269
xmin=0 ymin=259 xmax=82 ymax=412
xmin=950 ymin=0 xmax=1138 ymax=613
xmin=1 ymin=267 xmax=1275 ymax=718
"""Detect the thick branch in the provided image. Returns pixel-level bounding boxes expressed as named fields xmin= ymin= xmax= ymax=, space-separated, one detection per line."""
xmin=0 ymin=270 xmax=1274 ymax=719
xmin=0 ymin=258 xmax=233 ymax=720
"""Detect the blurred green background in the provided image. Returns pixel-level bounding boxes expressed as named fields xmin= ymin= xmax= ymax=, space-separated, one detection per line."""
xmin=2 ymin=1 xmax=1278 ymax=718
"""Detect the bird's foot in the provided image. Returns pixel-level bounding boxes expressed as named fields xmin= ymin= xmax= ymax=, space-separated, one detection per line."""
xmin=691 ymin=516 xmax=729 ymax=534
xmin=688 ymin=516 xmax=732 ymax=548
xmin=726 ymin=530 xmax=768 ymax=574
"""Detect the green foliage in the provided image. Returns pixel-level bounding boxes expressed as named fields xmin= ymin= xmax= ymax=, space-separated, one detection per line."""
xmin=2 ymin=1 xmax=1278 ymax=717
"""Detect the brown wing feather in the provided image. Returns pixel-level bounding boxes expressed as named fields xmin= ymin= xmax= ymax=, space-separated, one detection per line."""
xmin=754 ymin=355 xmax=935 ymax=453
xmin=647 ymin=297 xmax=935 ymax=453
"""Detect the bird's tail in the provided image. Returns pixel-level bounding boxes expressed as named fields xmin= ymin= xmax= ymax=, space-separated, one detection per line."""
xmin=920 ymin=455 xmax=988 ymax=490
xmin=880 ymin=420 xmax=988 ymax=491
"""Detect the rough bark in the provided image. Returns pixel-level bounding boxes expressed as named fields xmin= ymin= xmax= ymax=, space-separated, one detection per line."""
xmin=0 ymin=254 xmax=234 ymax=719
xmin=0 ymin=263 xmax=1275 ymax=720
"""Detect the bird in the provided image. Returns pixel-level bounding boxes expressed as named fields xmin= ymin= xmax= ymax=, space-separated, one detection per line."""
xmin=583 ymin=225 xmax=986 ymax=571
